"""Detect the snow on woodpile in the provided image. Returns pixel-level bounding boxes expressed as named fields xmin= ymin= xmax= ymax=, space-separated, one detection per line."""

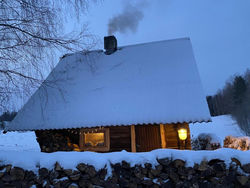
xmin=197 ymin=133 xmax=221 ymax=144
xmin=192 ymin=133 xmax=221 ymax=150
xmin=7 ymin=38 xmax=211 ymax=131
xmin=0 ymin=149 xmax=249 ymax=177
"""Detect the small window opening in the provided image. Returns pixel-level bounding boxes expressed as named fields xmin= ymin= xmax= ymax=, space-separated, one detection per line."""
xmin=84 ymin=132 xmax=105 ymax=147
xmin=79 ymin=127 xmax=110 ymax=151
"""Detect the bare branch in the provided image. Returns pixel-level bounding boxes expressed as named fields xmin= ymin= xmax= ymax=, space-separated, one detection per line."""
xmin=0 ymin=0 xmax=98 ymax=111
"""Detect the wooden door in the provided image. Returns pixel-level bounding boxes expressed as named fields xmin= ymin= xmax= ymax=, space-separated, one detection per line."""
xmin=135 ymin=124 xmax=161 ymax=152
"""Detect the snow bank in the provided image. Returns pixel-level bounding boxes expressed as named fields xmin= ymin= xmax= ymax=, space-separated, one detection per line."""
xmin=0 ymin=131 xmax=40 ymax=151
xmin=0 ymin=149 xmax=249 ymax=176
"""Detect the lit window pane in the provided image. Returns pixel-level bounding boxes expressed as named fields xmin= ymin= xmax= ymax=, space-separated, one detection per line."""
xmin=84 ymin=132 xmax=104 ymax=147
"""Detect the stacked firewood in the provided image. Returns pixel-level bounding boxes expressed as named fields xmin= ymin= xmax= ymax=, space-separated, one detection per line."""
xmin=224 ymin=136 xmax=250 ymax=151
xmin=35 ymin=130 xmax=76 ymax=152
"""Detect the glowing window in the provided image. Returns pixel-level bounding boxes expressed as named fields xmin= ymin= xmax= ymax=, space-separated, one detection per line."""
xmin=84 ymin=132 xmax=105 ymax=147
xmin=79 ymin=128 xmax=110 ymax=151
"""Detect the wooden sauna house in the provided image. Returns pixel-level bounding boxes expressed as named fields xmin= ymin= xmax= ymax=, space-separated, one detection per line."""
xmin=6 ymin=36 xmax=211 ymax=152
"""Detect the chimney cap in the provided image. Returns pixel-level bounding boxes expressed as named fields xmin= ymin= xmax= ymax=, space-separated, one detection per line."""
xmin=104 ymin=35 xmax=117 ymax=55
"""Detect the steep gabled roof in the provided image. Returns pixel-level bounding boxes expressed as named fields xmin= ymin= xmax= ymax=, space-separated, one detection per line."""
xmin=7 ymin=38 xmax=211 ymax=131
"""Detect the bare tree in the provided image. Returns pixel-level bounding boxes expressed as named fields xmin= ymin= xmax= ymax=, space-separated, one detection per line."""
xmin=0 ymin=0 xmax=97 ymax=111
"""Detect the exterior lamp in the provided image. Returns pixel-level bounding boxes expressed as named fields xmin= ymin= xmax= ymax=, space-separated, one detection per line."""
xmin=178 ymin=128 xmax=188 ymax=150
xmin=178 ymin=128 xmax=187 ymax=141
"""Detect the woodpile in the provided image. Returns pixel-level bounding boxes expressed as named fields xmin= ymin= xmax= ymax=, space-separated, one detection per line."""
xmin=0 ymin=158 xmax=250 ymax=187
xmin=35 ymin=129 xmax=80 ymax=152
xmin=224 ymin=136 xmax=250 ymax=151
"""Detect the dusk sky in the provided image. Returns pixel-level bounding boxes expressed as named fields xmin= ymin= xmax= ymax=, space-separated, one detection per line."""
xmin=73 ymin=0 xmax=250 ymax=95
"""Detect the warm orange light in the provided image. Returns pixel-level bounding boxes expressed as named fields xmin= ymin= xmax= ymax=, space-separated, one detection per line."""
xmin=178 ymin=128 xmax=187 ymax=141
xmin=84 ymin=132 xmax=104 ymax=146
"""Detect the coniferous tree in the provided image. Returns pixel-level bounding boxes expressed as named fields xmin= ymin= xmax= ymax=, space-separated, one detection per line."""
xmin=230 ymin=75 xmax=249 ymax=135
xmin=232 ymin=76 xmax=247 ymax=106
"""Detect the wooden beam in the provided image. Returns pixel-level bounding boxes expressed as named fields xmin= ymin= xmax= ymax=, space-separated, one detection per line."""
xmin=104 ymin=128 xmax=110 ymax=151
xmin=79 ymin=129 xmax=84 ymax=150
xmin=131 ymin=125 xmax=136 ymax=152
xmin=184 ymin=123 xmax=192 ymax=150
xmin=160 ymin=124 xmax=167 ymax=148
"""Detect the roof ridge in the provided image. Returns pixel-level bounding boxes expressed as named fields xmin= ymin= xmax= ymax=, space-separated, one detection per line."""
xmin=118 ymin=37 xmax=190 ymax=49
xmin=60 ymin=37 xmax=191 ymax=59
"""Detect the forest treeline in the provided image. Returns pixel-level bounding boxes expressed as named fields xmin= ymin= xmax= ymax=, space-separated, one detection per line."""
xmin=207 ymin=69 xmax=250 ymax=135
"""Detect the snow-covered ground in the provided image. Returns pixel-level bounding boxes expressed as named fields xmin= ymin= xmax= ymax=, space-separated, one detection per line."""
xmin=190 ymin=115 xmax=246 ymax=145
xmin=0 ymin=131 xmax=40 ymax=151
xmin=0 ymin=115 xmax=246 ymax=152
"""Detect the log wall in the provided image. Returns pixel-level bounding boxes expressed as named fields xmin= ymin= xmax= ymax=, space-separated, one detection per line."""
xmin=35 ymin=123 xmax=191 ymax=153
xmin=109 ymin=126 xmax=131 ymax=152
xmin=135 ymin=124 xmax=162 ymax=152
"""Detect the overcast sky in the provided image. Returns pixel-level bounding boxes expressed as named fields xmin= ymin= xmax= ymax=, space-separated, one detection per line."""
xmin=76 ymin=0 xmax=250 ymax=95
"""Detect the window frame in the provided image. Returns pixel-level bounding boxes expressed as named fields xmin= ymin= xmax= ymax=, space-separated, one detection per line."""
xmin=79 ymin=127 xmax=110 ymax=152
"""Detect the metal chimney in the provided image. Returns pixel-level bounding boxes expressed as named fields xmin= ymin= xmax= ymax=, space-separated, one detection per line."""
xmin=104 ymin=35 xmax=117 ymax=55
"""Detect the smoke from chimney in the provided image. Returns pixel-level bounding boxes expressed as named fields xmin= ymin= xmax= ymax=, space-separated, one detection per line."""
xmin=107 ymin=2 xmax=147 ymax=35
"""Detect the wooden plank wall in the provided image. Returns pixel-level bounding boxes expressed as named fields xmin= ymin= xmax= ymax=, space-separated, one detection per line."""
xmin=109 ymin=126 xmax=131 ymax=152
xmin=135 ymin=124 xmax=161 ymax=152
xmin=36 ymin=124 xmax=191 ymax=152
xmin=164 ymin=123 xmax=191 ymax=150
xmin=109 ymin=123 xmax=191 ymax=152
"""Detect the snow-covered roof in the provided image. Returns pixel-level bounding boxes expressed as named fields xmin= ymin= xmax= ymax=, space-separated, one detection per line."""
xmin=7 ymin=38 xmax=211 ymax=131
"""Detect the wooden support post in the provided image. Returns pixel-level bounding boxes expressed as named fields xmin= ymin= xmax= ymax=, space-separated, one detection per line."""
xmin=131 ymin=125 xmax=136 ymax=152
xmin=160 ymin=124 xmax=167 ymax=148
xmin=79 ymin=129 xmax=84 ymax=150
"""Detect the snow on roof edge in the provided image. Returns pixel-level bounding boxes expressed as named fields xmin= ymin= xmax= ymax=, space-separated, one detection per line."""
xmin=5 ymin=118 xmax=212 ymax=132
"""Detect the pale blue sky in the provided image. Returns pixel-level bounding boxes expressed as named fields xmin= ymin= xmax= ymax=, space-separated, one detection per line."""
xmin=75 ymin=0 xmax=250 ymax=95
